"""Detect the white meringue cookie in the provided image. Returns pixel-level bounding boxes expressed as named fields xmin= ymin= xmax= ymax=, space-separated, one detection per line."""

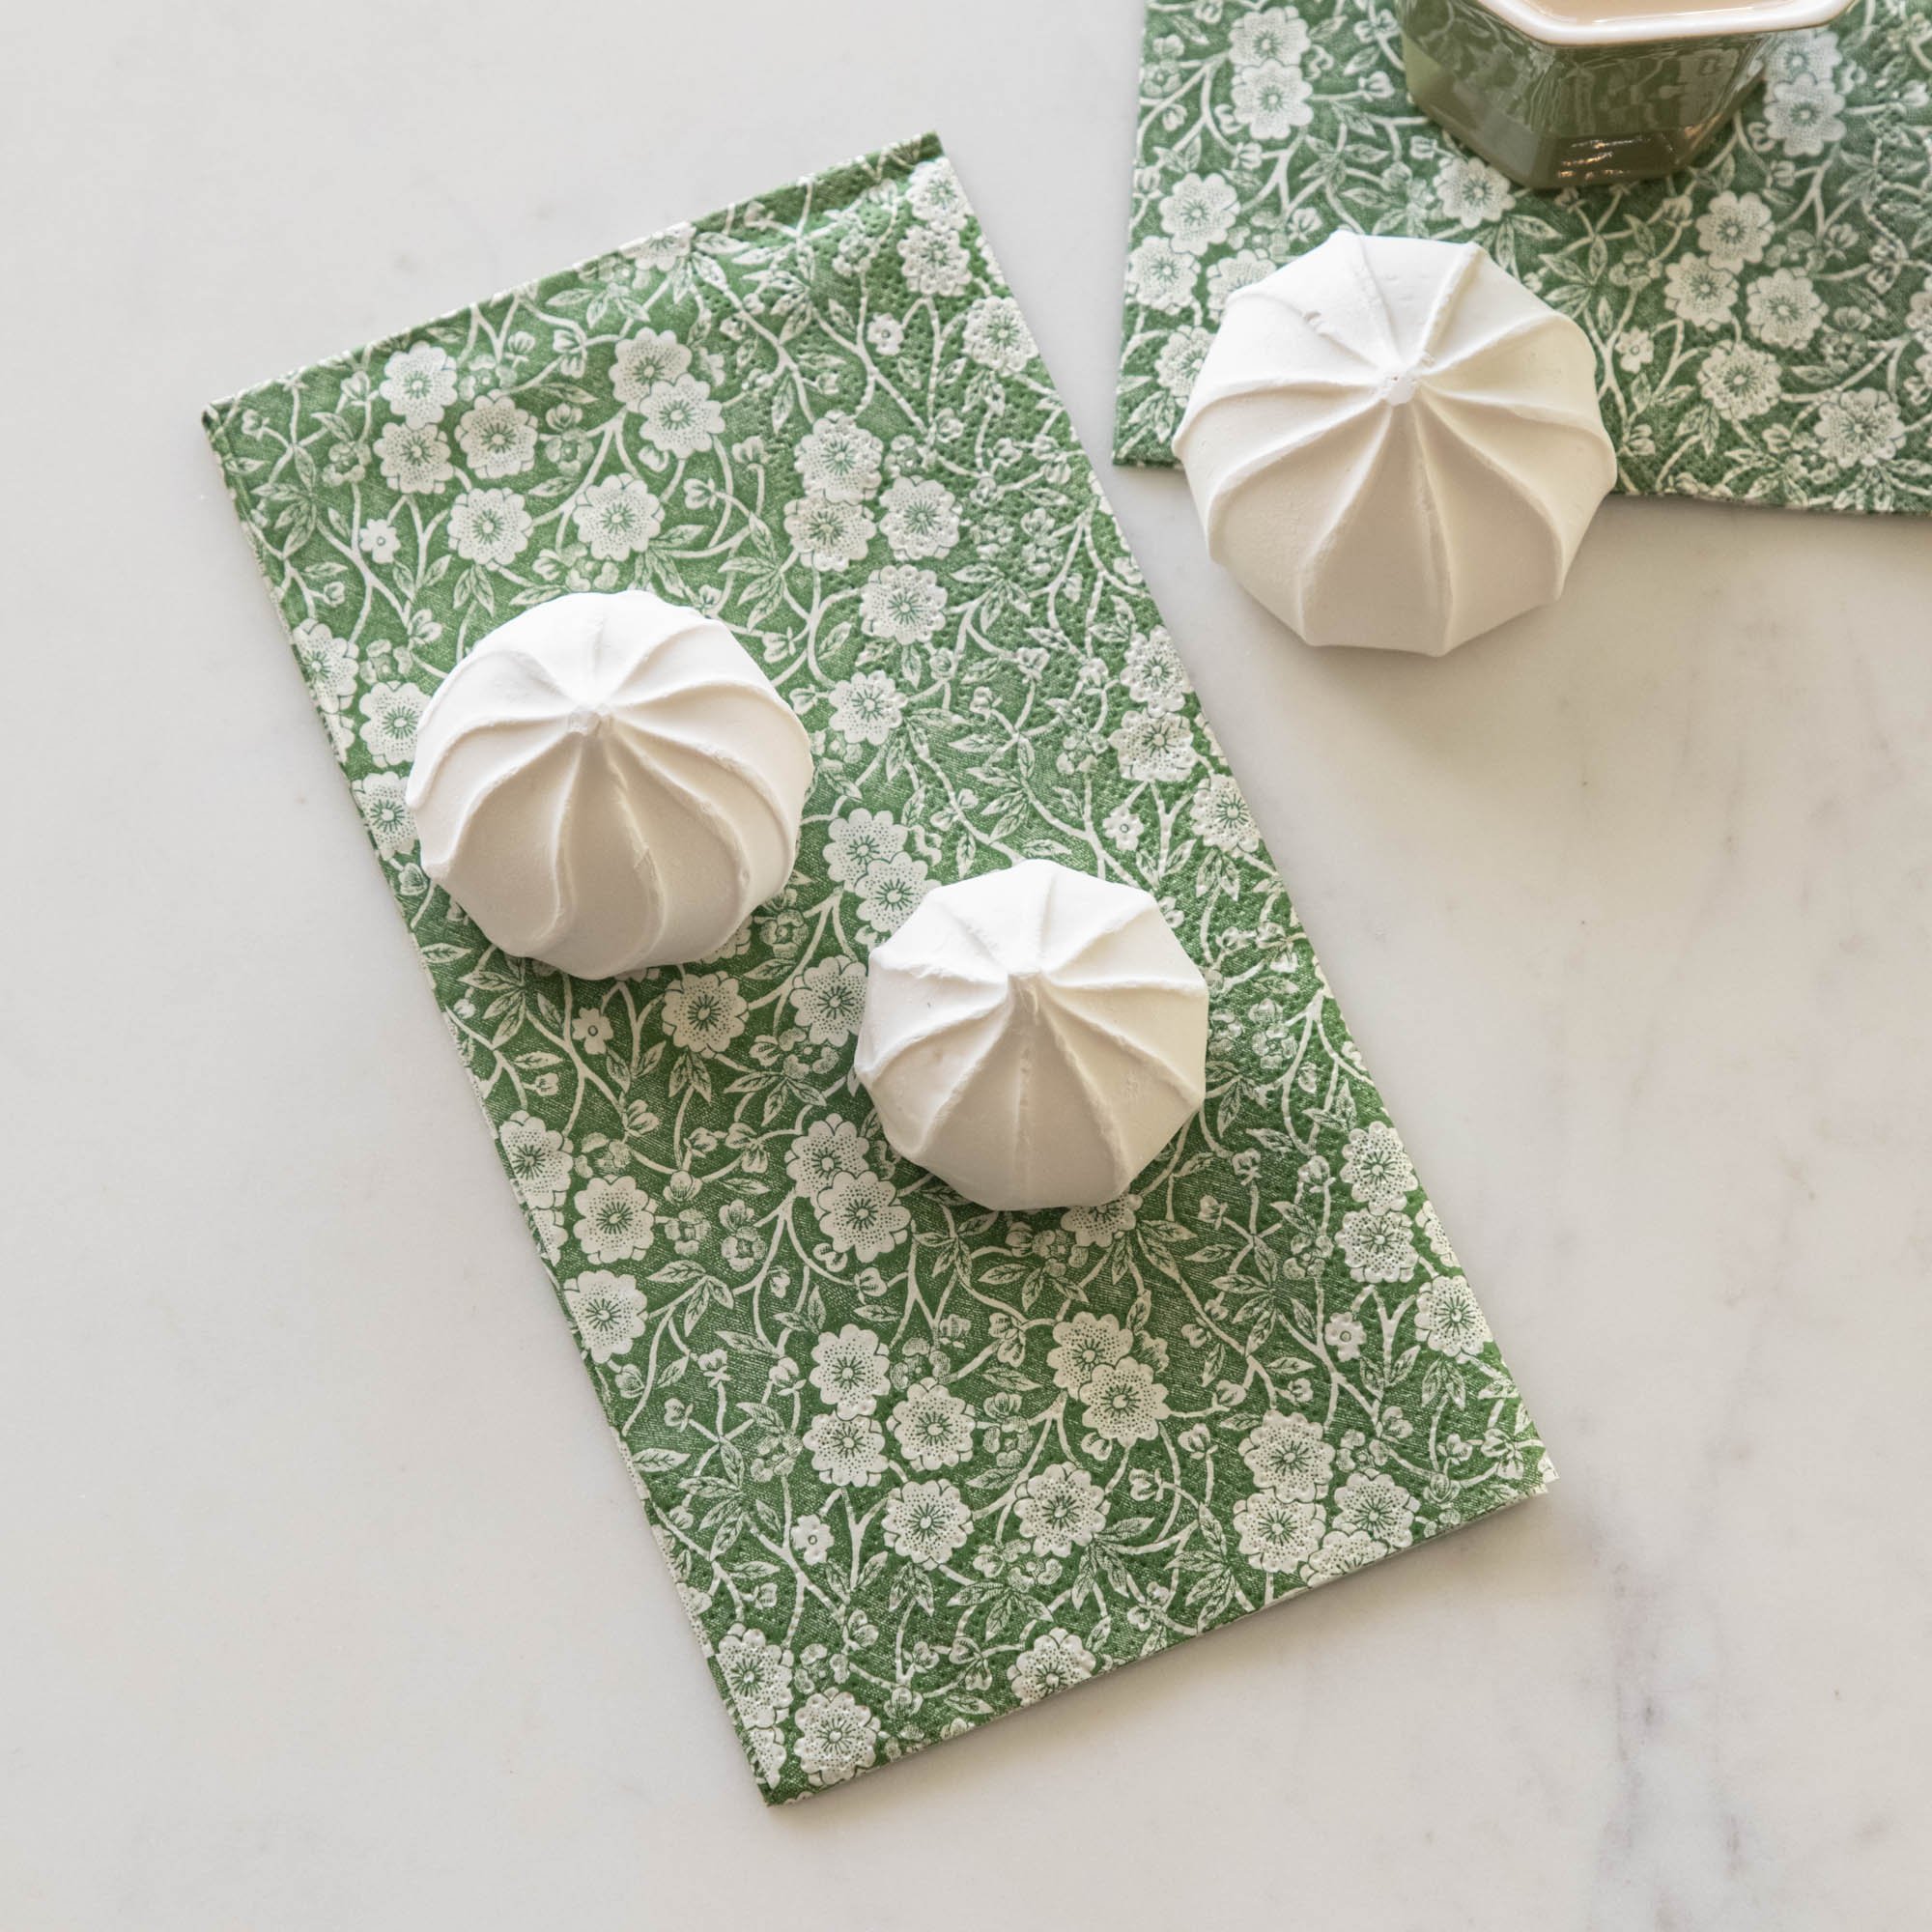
xmin=855 ymin=860 xmax=1208 ymax=1211
xmin=1175 ymin=232 xmax=1616 ymax=657
xmin=406 ymin=590 xmax=811 ymax=978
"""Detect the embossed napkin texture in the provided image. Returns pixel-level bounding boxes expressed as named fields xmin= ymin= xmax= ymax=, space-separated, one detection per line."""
xmin=205 ymin=133 xmax=1550 ymax=1804
xmin=1117 ymin=0 xmax=1932 ymax=512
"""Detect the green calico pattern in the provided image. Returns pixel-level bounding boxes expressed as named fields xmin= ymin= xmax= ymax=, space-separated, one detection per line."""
xmin=1117 ymin=0 xmax=1932 ymax=512
xmin=206 ymin=134 xmax=1549 ymax=1803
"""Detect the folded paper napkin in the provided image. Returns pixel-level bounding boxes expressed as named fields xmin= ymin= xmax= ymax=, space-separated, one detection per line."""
xmin=1116 ymin=0 xmax=1932 ymax=513
xmin=206 ymin=132 xmax=1550 ymax=1804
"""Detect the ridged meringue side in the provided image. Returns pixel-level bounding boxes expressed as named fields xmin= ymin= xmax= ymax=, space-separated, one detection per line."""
xmin=406 ymin=590 xmax=811 ymax=978
xmin=1175 ymin=232 xmax=1616 ymax=657
xmin=855 ymin=860 xmax=1209 ymax=1211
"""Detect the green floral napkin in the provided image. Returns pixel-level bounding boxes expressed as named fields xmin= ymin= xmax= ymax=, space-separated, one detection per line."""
xmin=1117 ymin=0 xmax=1932 ymax=512
xmin=205 ymin=133 xmax=1550 ymax=1804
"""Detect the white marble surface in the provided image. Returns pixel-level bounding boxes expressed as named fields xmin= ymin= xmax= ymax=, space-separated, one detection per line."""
xmin=3 ymin=3 xmax=1929 ymax=1925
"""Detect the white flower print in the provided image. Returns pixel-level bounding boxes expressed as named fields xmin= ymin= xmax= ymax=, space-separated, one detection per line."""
xmin=293 ymin=619 xmax=358 ymax=709
xmin=447 ymin=487 xmax=533 ymax=567
xmin=1126 ymin=237 xmax=1199 ymax=315
xmin=1206 ymin=248 xmax=1275 ymax=320
xmin=1695 ymin=191 xmax=1774 ymax=270
xmin=824 ymin=808 xmax=907 ymax=883
xmin=1233 ymin=60 xmax=1313 ymax=140
xmin=829 ymin=669 xmax=907 ymax=744
xmin=856 ymin=853 xmax=932 ymax=934
xmin=882 ymin=1479 xmax=974 ymax=1568
xmin=626 ymin=222 xmax=694 ymax=270
xmin=1080 ymin=1356 xmax=1170 ymax=1445
xmin=379 ymin=342 xmax=457 ymax=425
xmin=1234 ymin=1491 xmax=1324 ymax=1573
xmin=327 ymin=440 xmax=370 ymax=485
xmin=783 ymin=493 xmax=874 ymax=569
xmin=1698 ymin=342 xmax=1781 ymax=423
xmin=1337 ymin=1206 xmax=1430 ymax=1283
xmin=572 ymin=1176 xmax=656 ymax=1264
xmin=789 ymin=1514 xmax=834 ymax=1566
xmin=1663 ymin=253 xmax=1737 ymax=328
xmin=572 ymin=473 xmax=663 ymax=560
xmin=789 ymin=955 xmax=867 ymax=1046
xmin=1415 ymin=1273 xmax=1492 ymax=1362
xmin=809 ymin=1324 xmax=893 ymax=1416
xmin=746 ymin=1726 xmax=787 ymax=1789
xmin=803 ymin=1410 xmax=888 ymax=1489
xmin=786 ymin=1117 xmax=873 ymax=1199
xmin=1047 ymin=1312 xmax=1134 ymax=1396
xmin=563 ymin=1269 xmax=648 ymax=1364
xmin=1103 ymin=802 xmax=1144 ymax=850
xmin=898 ymin=223 xmax=972 ymax=298
xmin=499 ymin=1110 xmax=570 ymax=1208
xmin=1415 ymin=1200 xmax=1460 ymax=1271
xmin=1909 ymin=288 xmax=1932 ymax=349
xmin=660 ymin=973 xmax=748 ymax=1056
xmin=1238 ymin=1411 xmax=1334 ymax=1500
xmin=357 ymin=517 xmax=400 ymax=564
xmin=717 ymin=1625 xmax=794 ymax=1729
xmin=1008 ymin=1628 xmax=1097 ymax=1704
xmin=1231 ymin=7 xmax=1311 ymax=67
xmin=796 ymin=412 xmax=883 ymax=501
xmin=1154 ymin=326 xmax=1211 ymax=403
xmin=1189 ymin=774 xmax=1261 ymax=855
xmin=1122 ymin=626 xmax=1188 ymax=711
xmin=1323 ymin=1309 xmax=1366 ymax=1362
xmin=526 ymin=1208 xmax=564 ymax=1264
xmin=1305 ymin=1527 xmax=1384 ymax=1584
xmin=1747 ymin=270 xmax=1826 ymax=350
xmin=1159 ymin=172 xmax=1239 ymax=257
xmin=611 ymin=329 xmax=692 ymax=410
xmin=879 ymin=476 xmax=959 ymax=560
xmin=1816 ymin=389 xmax=1905 ymax=469
xmin=1338 ymin=1207 xmax=1420 ymax=1284
xmin=867 ymin=313 xmax=905 ymax=356
xmin=794 ymin=1690 xmax=879 ymax=1786
xmin=1616 ymin=328 xmax=1657 ymax=373
xmin=889 ymin=1377 xmax=977 ymax=1470
xmin=1767 ymin=27 xmax=1839 ymax=86
xmin=961 ymin=296 xmax=1037 ymax=375
xmin=1764 ymin=75 xmax=1845 ymax=156
xmin=1014 ymin=1462 xmax=1110 ymax=1557
xmin=1061 ymin=1196 xmax=1139 ymax=1250
xmin=816 ymin=1170 xmax=911 ymax=1263
xmin=570 ymin=1009 xmax=612 ymax=1054
xmin=639 ymin=375 xmax=724 ymax=458
xmin=1111 ymin=709 xmax=1198 ymax=783
xmin=374 ymin=419 xmax=453 ymax=495
xmin=1331 ymin=1470 xmax=1417 ymax=1548
xmin=1435 ymin=155 xmax=1514 ymax=227
xmin=860 ymin=565 xmax=948 ymax=644
xmin=456 ymin=393 xmax=537 ymax=478
xmin=906 ymin=156 xmax=970 ymax=229
xmin=352 ymin=771 xmax=415 ymax=860
xmin=357 ymin=680 xmax=426 ymax=767
xmin=1340 ymin=1121 xmax=1416 ymax=1210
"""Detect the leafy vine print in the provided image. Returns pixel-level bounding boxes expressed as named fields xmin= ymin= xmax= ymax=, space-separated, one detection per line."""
xmin=206 ymin=133 xmax=1548 ymax=1804
xmin=1118 ymin=0 xmax=1932 ymax=512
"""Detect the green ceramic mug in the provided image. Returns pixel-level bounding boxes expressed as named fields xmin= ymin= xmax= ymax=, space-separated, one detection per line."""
xmin=1400 ymin=0 xmax=1853 ymax=188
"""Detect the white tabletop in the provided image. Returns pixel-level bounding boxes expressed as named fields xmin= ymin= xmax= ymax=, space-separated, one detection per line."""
xmin=4 ymin=2 xmax=1928 ymax=1924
